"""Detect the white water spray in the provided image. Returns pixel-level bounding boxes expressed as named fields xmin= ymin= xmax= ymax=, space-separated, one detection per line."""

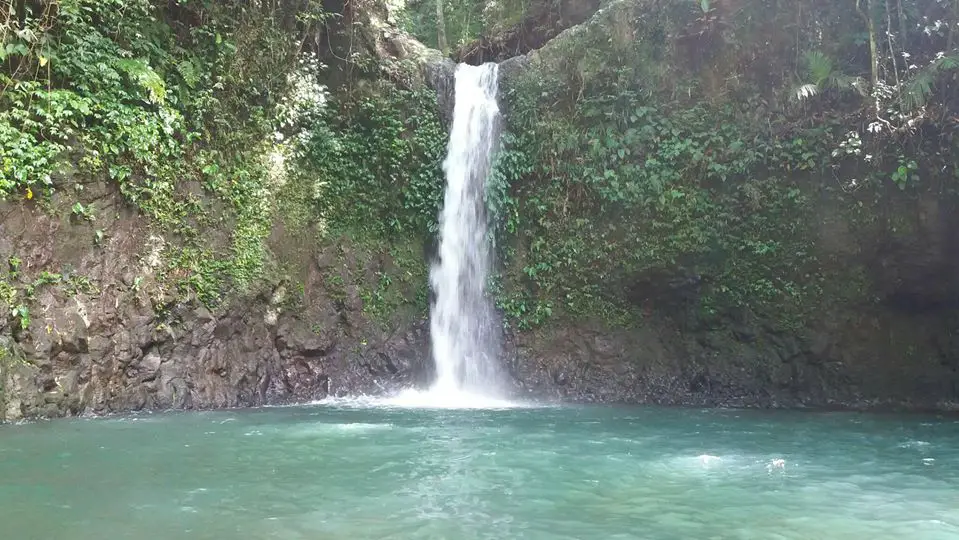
xmin=427 ymin=63 xmax=504 ymax=401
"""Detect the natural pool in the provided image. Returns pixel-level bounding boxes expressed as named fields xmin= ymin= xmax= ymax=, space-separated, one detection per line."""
xmin=2 ymin=401 xmax=958 ymax=539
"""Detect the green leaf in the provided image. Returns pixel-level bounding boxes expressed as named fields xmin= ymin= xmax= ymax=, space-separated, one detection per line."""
xmin=177 ymin=60 xmax=200 ymax=88
xmin=115 ymin=58 xmax=167 ymax=104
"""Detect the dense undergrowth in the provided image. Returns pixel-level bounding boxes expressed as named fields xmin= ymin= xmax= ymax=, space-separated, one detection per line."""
xmin=485 ymin=0 xmax=959 ymax=330
xmin=277 ymin=76 xmax=448 ymax=322
xmin=291 ymin=86 xmax=445 ymax=239
xmin=1 ymin=0 xmax=448 ymax=335
xmin=3 ymin=0 xmax=959 ymax=339
xmin=399 ymin=0 xmax=538 ymax=51
xmin=391 ymin=0 xmax=959 ymax=332
xmin=1 ymin=0 xmax=327 ymax=318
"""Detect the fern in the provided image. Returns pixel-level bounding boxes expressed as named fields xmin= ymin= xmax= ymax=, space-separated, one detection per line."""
xmin=901 ymin=52 xmax=959 ymax=111
xmin=177 ymin=60 xmax=200 ymax=89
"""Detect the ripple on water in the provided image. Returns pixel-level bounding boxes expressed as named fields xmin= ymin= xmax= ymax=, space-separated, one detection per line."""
xmin=282 ymin=422 xmax=395 ymax=439
xmin=897 ymin=439 xmax=932 ymax=449
xmin=4 ymin=405 xmax=959 ymax=540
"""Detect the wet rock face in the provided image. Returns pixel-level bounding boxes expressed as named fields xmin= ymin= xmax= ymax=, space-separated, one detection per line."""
xmin=1 ymin=293 xmax=431 ymax=421
xmin=424 ymin=58 xmax=457 ymax=127
xmin=506 ymin=315 xmax=959 ymax=411
xmin=0 ymin=189 xmax=432 ymax=422
xmin=872 ymin=194 xmax=959 ymax=313
xmin=3 ymin=184 xmax=958 ymax=419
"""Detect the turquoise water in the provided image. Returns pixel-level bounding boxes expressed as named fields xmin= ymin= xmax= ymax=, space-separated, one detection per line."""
xmin=2 ymin=402 xmax=959 ymax=539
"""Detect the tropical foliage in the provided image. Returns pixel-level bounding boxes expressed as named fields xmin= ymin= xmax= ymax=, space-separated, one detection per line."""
xmin=1 ymin=0 xmax=326 ymax=307
xmin=3 ymin=0 xmax=959 ymax=336
xmin=398 ymin=0 xmax=543 ymax=50
xmin=484 ymin=0 xmax=959 ymax=329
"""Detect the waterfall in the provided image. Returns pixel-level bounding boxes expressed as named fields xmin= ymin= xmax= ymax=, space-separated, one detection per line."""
xmin=428 ymin=63 xmax=504 ymax=399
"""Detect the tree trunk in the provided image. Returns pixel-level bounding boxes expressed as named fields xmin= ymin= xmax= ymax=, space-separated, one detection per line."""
xmin=436 ymin=0 xmax=448 ymax=53
xmin=885 ymin=0 xmax=901 ymax=105
xmin=896 ymin=0 xmax=907 ymax=51
xmin=15 ymin=0 xmax=27 ymax=28
xmin=857 ymin=0 xmax=879 ymax=91
xmin=949 ymin=0 xmax=959 ymax=51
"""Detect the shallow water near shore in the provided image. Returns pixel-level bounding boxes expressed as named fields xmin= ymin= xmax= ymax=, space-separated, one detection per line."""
xmin=2 ymin=402 xmax=958 ymax=539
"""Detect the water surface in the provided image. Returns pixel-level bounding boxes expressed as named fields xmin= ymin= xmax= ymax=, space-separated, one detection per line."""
xmin=2 ymin=403 xmax=958 ymax=539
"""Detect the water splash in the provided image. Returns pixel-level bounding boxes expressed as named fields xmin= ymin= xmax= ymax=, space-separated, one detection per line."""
xmin=428 ymin=63 xmax=504 ymax=400
xmin=385 ymin=388 xmax=518 ymax=409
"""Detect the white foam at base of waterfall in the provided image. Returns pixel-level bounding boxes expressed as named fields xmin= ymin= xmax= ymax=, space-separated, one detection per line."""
xmin=308 ymin=390 xmax=533 ymax=410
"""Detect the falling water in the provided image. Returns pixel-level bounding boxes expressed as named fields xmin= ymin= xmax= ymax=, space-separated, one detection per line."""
xmin=428 ymin=63 xmax=504 ymax=400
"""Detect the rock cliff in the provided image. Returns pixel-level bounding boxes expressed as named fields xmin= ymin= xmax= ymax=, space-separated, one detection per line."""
xmin=3 ymin=0 xmax=959 ymax=421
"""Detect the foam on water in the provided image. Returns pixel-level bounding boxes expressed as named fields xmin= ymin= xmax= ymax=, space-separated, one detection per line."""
xmin=384 ymin=388 xmax=524 ymax=409
xmin=311 ymin=391 xmax=533 ymax=410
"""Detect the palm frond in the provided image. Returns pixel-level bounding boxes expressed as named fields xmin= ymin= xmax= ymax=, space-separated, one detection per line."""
xmin=793 ymin=51 xmax=862 ymax=103
xmin=804 ymin=51 xmax=834 ymax=87
xmin=902 ymin=52 xmax=959 ymax=111
xmin=794 ymin=83 xmax=819 ymax=101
